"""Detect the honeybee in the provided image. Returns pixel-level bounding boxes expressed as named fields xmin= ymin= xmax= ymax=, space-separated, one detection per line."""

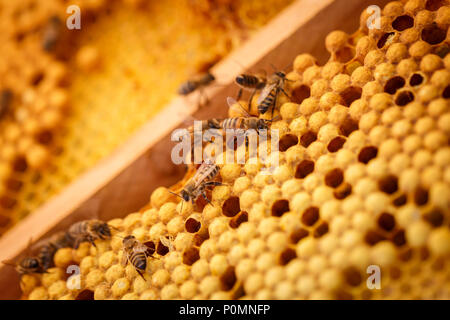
xmin=121 ymin=235 xmax=155 ymax=279
xmin=42 ymin=16 xmax=63 ymax=52
xmin=257 ymin=71 xmax=291 ymax=116
xmin=2 ymin=239 xmax=46 ymax=275
xmin=2 ymin=257 xmax=45 ymax=275
xmin=0 ymin=89 xmax=13 ymax=119
xmin=66 ymin=219 xmax=112 ymax=249
xmin=169 ymin=158 xmax=222 ymax=206
xmin=178 ymin=72 xmax=215 ymax=107
xmin=37 ymin=232 xmax=73 ymax=270
xmin=221 ymin=98 xmax=278 ymax=151
xmin=223 ymin=97 xmax=274 ymax=133
xmin=235 ymin=73 xmax=266 ymax=103
xmin=175 ymin=118 xmax=222 ymax=143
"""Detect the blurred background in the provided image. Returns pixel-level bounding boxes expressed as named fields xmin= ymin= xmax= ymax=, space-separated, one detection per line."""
xmin=0 ymin=0 xmax=293 ymax=236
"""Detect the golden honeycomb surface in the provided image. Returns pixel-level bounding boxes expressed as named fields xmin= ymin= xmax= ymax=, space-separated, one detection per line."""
xmin=17 ymin=0 xmax=450 ymax=300
xmin=0 ymin=0 xmax=292 ymax=234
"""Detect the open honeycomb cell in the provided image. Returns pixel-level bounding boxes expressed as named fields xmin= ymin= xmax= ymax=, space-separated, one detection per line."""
xmin=0 ymin=0 xmax=293 ymax=235
xmin=16 ymin=0 xmax=450 ymax=300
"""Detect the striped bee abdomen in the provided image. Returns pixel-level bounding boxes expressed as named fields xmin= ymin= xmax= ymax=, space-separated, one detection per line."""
xmin=38 ymin=243 xmax=58 ymax=270
xmin=38 ymin=232 xmax=70 ymax=270
xmin=178 ymin=81 xmax=197 ymax=95
xmin=236 ymin=74 xmax=259 ymax=88
xmin=69 ymin=221 xmax=87 ymax=236
xmin=258 ymin=88 xmax=276 ymax=114
xmin=130 ymin=252 xmax=147 ymax=271
xmin=198 ymin=162 xmax=220 ymax=181
xmin=221 ymin=117 xmax=246 ymax=130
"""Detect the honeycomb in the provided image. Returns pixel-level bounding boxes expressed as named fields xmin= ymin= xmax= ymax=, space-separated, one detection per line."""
xmin=0 ymin=0 xmax=293 ymax=235
xmin=19 ymin=0 xmax=450 ymax=300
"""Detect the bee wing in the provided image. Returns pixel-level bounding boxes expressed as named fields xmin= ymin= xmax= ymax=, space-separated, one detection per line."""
xmin=121 ymin=250 xmax=129 ymax=266
xmin=226 ymin=97 xmax=251 ymax=118
xmin=257 ymin=83 xmax=276 ymax=105
xmin=193 ymin=161 xmax=217 ymax=188
xmin=31 ymin=231 xmax=64 ymax=251
xmin=160 ymin=236 xmax=174 ymax=251
xmin=134 ymin=243 xmax=149 ymax=254
xmin=193 ymin=174 xmax=206 ymax=189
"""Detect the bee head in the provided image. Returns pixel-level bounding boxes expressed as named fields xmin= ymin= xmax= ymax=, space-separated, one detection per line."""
xmin=20 ymin=257 xmax=41 ymax=273
xmin=257 ymin=119 xmax=270 ymax=131
xmin=208 ymin=119 xmax=221 ymax=129
xmin=275 ymin=71 xmax=286 ymax=79
xmin=180 ymin=190 xmax=191 ymax=202
xmin=235 ymin=74 xmax=245 ymax=86
xmin=27 ymin=258 xmax=40 ymax=269
xmin=206 ymin=73 xmax=215 ymax=82
xmin=122 ymin=235 xmax=136 ymax=248
xmin=93 ymin=222 xmax=111 ymax=239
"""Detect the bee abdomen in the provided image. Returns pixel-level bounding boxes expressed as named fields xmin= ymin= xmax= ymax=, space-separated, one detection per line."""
xmin=69 ymin=221 xmax=87 ymax=236
xmin=258 ymin=91 xmax=276 ymax=114
xmin=201 ymin=73 xmax=215 ymax=85
xmin=131 ymin=253 xmax=147 ymax=271
xmin=222 ymin=118 xmax=245 ymax=130
xmin=236 ymin=74 xmax=259 ymax=88
xmin=178 ymin=81 xmax=197 ymax=95
xmin=209 ymin=165 xmax=219 ymax=179
xmin=38 ymin=244 xmax=57 ymax=270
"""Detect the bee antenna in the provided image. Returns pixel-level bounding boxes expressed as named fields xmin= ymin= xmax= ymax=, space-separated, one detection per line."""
xmin=108 ymin=225 xmax=120 ymax=231
xmin=168 ymin=190 xmax=183 ymax=200
xmin=226 ymin=96 xmax=251 ymax=117
xmin=168 ymin=190 xmax=186 ymax=213
xmin=2 ymin=260 xmax=16 ymax=267
xmin=180 ymin=200 xmax=185 ymax=214
xmin=270 ymin=63 xmax=278 ymax=72
xmin=268 ymin=115 xmax=281 ymax=122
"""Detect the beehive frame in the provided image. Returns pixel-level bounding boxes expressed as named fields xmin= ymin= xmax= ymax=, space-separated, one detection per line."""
xmin=0 ymin=0 xmax=394 ymax=299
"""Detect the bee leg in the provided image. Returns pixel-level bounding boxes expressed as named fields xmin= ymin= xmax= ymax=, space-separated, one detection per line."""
xmin=73 ymin=238 xmax=80 ymax=250
xmin=201 ymin=191 xmax=213 ymax=206
xmin=280 ymin=87 xmax=291 ymax=100
xmin=248 ymin=89 xmax=256 ymax=110
xmin=197 ymin=89 xmax=203 ymax=109
xmin=204 ymin=181 xmax=227 ymax=187
xmin=203 ymin=91 xmax=210 ymax=106
xmin=236 ymin=88 xmax=243 ymax=101
xmin=88 ymin=237 xmax=97 ymax=248
xmin=271 ymin=89 xmax=279 ymax=119
xmin=198 ymin=88 xmax=209 ymax=108
xmin=137 ymin=270 xmax=146 ymax=280
xmin=147 ymin=253 xmax=159 ymax=259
